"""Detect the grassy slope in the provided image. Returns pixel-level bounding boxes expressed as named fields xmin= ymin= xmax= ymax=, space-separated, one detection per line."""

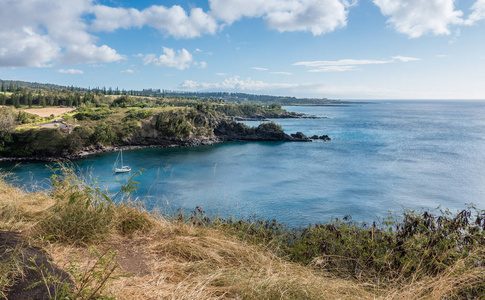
xmin=0 ymin=177 xmax=370 ymax=299
xmin=1 ymin=171 xmax=484 ymax=299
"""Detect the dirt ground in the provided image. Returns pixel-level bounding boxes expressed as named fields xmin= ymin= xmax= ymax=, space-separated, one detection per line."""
xmin=1 ymin=231 xmax=71 ymax=300
xmin=22 ymin=107 xmax=75 ymax=118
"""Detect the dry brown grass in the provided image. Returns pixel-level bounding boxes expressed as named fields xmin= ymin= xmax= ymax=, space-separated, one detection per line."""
xmin=1 ymin=178 xmax=483 ymax=299
xmin=47 ymin=220 xmax=373 ymax=300
xmin=1 ymin=178 xmax=370 ymax=299
xmin=383 ymin=251 xmax=485 ymax=300
xmin=0 ymin=176 xmax=54 ymax=232
xmin=22 ymin=107 xmax=76 ymax=117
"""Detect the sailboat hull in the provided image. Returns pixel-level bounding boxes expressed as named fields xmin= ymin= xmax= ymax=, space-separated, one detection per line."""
xmin=114 ymin=167 xmax=131 ymax=173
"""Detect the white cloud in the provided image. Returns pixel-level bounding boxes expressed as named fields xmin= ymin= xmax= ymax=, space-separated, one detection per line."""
xmin=91 ymin=5 xmax=219 ymax=39
xmin=436 ymin=54 xmax=448 ymax=58
xmin=61 ymin=44 xmax=124 ymax=65
xmin=57 ymin=69 xmax=84 ymax=74
xmin=467 ymin=0 xmax=485 ymax=24
xmin=195 ymin=48 xmax=203 ymax=52
xmin=216 ymin=72 xmax=228 ymax=76
xmin=270 ymin=71 xmax=293 ymax=75
xmin=181 ymin=76 xmax=299 ymax=91
xmin=392 ymin=55 xmax=420 ymax=62
xmin=196 ymin=61 xmax=208 ymax=68
xmin=373 ymin=0 xmax=464 ymax=38
xmin=252 ymin=67 xmax=269 ymax=71
xmin=0 ymin=0 xmax=124 ymax=67
xmin=294 ymin=56 xmax=419 ymax=72
xmin=121 ymin=69 xmax=135 ymax=73
xmin=0 ymin=0 xmax=219 ymax=68
xmin=179 ymin=76 xmax=408 ymax=99
xmin=294 ymin=58 xmax=393 ymax=67
xmin=209 ymin=0 xmax=353 ymax=35
xmin=143 ymin=47 xmax=193 ymax=70
xmin=0 ymin=28 xmax=60 ymax=67
xmin=180 ymin=75 xmax=481 ymax=99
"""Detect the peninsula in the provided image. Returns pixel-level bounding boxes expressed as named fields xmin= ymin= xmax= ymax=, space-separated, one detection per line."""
xmin=0 ymin=81 xmax=331 ymax=161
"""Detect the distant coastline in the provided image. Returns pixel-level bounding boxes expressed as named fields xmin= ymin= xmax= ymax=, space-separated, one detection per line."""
xmin=0 ymin=81 xmax=337 ymax=162
xmin=0 ymin=114 xmax=321 ymax=162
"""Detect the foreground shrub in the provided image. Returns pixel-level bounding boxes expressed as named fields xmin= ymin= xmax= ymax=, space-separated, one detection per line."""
xmin=37 ymin=165 xmax=147 ymax=245
xmin=115 ymin=204 xmax=153 ymax=235
xmin=39 ymin=169 xmax=114 ymax=245
xmin=180 ymin=206 xmax=485 ymax=292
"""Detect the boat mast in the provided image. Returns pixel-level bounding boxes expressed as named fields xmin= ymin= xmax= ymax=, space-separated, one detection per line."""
xmin=120 ymin=149 xmax=123 ymax=167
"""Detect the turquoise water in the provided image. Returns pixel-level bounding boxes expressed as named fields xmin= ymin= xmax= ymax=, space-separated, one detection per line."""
xmin=2 ymin=101 xmax=485 ymax=227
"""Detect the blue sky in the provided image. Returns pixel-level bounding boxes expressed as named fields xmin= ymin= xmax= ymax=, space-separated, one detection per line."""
xmin=1 ymin=0 xmax=485 ymax=99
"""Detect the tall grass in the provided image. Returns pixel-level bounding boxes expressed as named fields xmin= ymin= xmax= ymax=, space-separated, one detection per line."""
xmin=0 ymin=244 xmax=24 ymax=298
xmin=177 ymin=205 xmax=485 ymax=297
xmin=1 ymin=167 xmax=484 ymax=298
xmin=35 ymin=164 xmax=152 ymax=245
xmin=37 ymin=166 xmax=115 ymax=245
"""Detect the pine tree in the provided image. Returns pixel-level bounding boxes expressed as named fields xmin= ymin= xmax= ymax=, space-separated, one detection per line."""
xmin=40 ymin=96 xmax=46 ymax=107
xmin=12 ymin=94 xmax=20 ymax=108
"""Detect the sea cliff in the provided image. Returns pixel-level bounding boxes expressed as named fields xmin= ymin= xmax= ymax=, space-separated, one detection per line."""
xmin=0 ymin=110 xmax=315 ymax=162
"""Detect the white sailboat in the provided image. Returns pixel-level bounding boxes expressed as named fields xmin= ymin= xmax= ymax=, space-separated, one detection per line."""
xmin=113 ymin=149 xmax=131 ymax=173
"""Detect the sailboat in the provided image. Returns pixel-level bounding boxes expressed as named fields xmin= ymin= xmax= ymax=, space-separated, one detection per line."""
xmin=113 ymin=149 xmax=131 ymax=173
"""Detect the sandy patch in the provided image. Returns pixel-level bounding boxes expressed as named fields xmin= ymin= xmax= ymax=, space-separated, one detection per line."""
xmin=22 ymin=107 xmax=76 ymax=117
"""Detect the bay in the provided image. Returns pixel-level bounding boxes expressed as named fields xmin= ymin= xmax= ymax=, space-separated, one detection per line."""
xmin=2 ymin=100 xmax=485 ymax=227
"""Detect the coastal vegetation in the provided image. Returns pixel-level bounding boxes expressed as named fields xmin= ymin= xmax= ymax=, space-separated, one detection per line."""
xmin=1 ymin=167 xmax=484 ymax=299
xmin=0 ymin=83 xmax=311 ymax=160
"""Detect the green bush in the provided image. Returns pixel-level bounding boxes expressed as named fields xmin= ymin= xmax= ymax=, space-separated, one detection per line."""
xmin=90 ymin=122 xmax=118 ymax=145
xmin=38 ymin=166 xmax=146 ymax=245
xmin=123 ymin=109 xmax=153 ymax=121
xmin=65 ymin=126 xmax=94 ymax=153
xmin=74 ymin=108 xmax=112 ymax=120
xmin=0 ymin=129 xmax=67 ymax=157
xmin=115 ymin=205 xmax=152 ymax=235
xmin=39 ymin=171 xmax=114 ymax=245
xmin=154 ymin=112 xmax=193 ymax=137
xmin=184 ymin=206 xmax=485 ymax=286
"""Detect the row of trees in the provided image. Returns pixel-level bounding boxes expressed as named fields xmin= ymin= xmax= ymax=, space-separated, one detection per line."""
xmin=1 ymin=91 xmax=86 ymax=108
xmin=0 ymin=80 xmax=167 ymax=97
xmin=1 ymin=79 xmax=335 ymax=105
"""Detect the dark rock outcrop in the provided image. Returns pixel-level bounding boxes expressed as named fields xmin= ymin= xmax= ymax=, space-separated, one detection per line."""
xmin=310 ymin=134 xmax=331 ymax=141
xmin=214 ymin=120 xmax=311 ymax=142
xmin=291 ymin=132 xmax=309 ymax=140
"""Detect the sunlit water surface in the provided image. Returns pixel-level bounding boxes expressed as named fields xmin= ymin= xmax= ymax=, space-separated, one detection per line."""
xmin=2 ymin=101 xmax=485 ymax=227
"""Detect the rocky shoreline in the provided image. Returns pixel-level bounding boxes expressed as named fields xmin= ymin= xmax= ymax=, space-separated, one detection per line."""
xmin=0 ymin=131 xmax=329 ymax=163
xmin=0 ymin=113 xmax=331 ymax=163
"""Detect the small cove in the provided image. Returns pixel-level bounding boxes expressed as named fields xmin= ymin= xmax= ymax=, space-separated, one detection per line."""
xmin=2 ymin=100 xmax=485 ymax=227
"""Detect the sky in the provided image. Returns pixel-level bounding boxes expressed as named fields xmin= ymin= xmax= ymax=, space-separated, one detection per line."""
xmin=1 ymin=0 xmax=485 ymax=99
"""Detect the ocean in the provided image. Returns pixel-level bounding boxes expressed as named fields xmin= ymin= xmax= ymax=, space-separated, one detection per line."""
xmin=2 ymin=100 xmax=485 ymax=227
